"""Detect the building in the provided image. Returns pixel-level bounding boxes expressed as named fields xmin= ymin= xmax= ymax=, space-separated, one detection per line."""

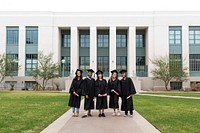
xmin=0 ymin=11 xmax=200 ymax=91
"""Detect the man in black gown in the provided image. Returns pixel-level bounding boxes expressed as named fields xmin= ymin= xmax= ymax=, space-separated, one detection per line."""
xmin=119 ymin=70 xmax=136 ymax=117
xmin=81 ymin=69 xmax=95 ymax=118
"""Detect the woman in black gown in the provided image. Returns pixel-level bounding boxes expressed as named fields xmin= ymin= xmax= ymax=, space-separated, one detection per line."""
xmin=108 ymin=70 xmax=121 ymax=116
xmin=119 ymin=70 xmax=136 ymax=118
xmin=95 ymin=70 xmax=109 ymax=117
xmin=68 ymin=69 xmax=83 ymax=117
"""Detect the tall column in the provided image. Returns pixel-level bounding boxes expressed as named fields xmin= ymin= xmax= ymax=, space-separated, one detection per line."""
xmin=109 ymin=26 xmax=116 ymax=75
xmin=70 ymin=26 xmax=79 ymax=76
xmin=90 ymin=26 xmax=97 ymax=72
xmin=18 ymin=26 xmax=26 ymax=77
xmin=182 ymin=25 xmax=190 ymax=89
xmin=146 ymin=27 xmax=154 ymax=77
xmin=127 ymin=26 xmax=136 ymax=77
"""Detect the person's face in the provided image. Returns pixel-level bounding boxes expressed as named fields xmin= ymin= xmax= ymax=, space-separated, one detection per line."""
xmin=76 ymin=71 xmax=81 ymax=77
xmin=88 ymin=71 xmax=93 ymax=77
xmin=98 ymin=73 xmax=103 ymax=79
xmin=121 ymin=72 xmax=126 ymax=78
xmin=112 ymin=73 xmax=117 ymax=79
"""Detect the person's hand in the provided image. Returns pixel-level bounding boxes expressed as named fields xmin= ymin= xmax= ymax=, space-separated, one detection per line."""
xmin=103 ymin=94 xmax=107 ymax=96
xmin=86 ymin=95 xmax=89 ymax=99
xmin=98 ymin=94 xmax=102 ymax=97
xmin=111 ymin=89 xmax=114 ymax=92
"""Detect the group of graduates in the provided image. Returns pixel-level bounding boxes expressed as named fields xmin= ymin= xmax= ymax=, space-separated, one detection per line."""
xmin=68 ymin=68 xmax=136 ymax=118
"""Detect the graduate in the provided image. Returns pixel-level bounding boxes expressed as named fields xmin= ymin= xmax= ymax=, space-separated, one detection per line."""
xmin=95 ymin=70 xmax=108 ymax=117
xmin=119 ymin=70 xmax=136 ymax=117
xmin=108 ymin=69 xmax=121 ymax=116
xmin=81 ymin=69 xmax=95 ymax=118
xmin=68 ymin=69 xmax=83 ymax=117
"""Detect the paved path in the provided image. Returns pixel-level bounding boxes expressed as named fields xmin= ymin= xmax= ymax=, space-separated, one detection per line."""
xmin=41 ymin=98 xmax=160 ymax=133
xmin=139 ymin=94 xmax=200 ymax=100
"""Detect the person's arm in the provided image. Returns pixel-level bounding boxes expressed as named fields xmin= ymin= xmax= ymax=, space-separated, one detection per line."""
xmin=95 ymin=80 xmax=101 ymax=97
xmin=69 ymin=79 xmax=75 ymax=94
xmin=128 ymin=78 xmax=136 ymax=95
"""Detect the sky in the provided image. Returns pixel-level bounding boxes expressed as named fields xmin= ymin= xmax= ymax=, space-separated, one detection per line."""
xmin=0 ymin=0 xmax=199 ymax=12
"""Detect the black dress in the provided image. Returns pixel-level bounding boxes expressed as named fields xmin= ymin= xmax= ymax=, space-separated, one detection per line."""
xmin=95 ymin=79 xmax=108 ymax=110
xmin=120 ymin=77 xmax=136 ymax=111
xmin=68 ymin=78 xmax=83 ymax=108
xmin=108 ymin=79 xmax=120 ymax=109
xmin=82 ymin=77 xmax=95 ymax=110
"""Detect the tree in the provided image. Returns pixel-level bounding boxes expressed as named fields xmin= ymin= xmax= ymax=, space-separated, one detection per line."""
xmin=31 ymin=51 xmax=60 ymax=90
xmin=0 ymin=54 xmax=19 ymax=83
xmin=150 ymin=55 xmax=188 ymax=90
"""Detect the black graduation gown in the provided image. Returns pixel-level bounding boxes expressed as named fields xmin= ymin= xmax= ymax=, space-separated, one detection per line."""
xmin=95 ymin=79 xmax=108 ymax=109
xmin=120 ymin=77 xmax=136 ymax=111
xmin=108 ymin=79 xmax=120 ymax=109
xmin=82 ymin=77 xmax=95 ymax=110
xmin=68 ymin=78 xmax=83 ymax=108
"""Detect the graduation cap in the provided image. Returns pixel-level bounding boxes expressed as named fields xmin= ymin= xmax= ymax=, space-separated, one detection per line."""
xmin=96 ymin=70 xmax=103 ymax=75
xmin=119 ymin=69 xmax=127 ymax=74
xmin=87 ymin=69 xmax=95 ymax=73
xmin=111 ymin=69 xmax=118 ymax=74
xmin=75 ymin=69 xmax=83 ymax=74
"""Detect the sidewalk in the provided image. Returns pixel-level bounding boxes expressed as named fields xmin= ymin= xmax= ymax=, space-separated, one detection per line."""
xmin=139 ymin=94 xmax=200 ymax=100
xmin=41 ymin=99 xmax=160 ymax=133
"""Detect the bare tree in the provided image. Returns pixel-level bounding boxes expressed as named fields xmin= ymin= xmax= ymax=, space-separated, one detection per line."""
xmin=151 ymin=55 xmax=188 ymax=90
xmin=31 ymin=51 xmax=60 ymax=90
xmin=0 ymin=54 xmax=19 ymax=83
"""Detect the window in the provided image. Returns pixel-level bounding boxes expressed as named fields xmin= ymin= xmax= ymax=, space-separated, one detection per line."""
xmin=79 ymin=30 xmax=90 ymax=47
xmin=61 ymin=56 xmax=70 ymax=72
xmin=189 ymin=54 xmax=200 ymax=71
xmin=97 ymin=56 xmax=109 ymax=73
xmin=25 ymin=54 xmax=38 ymax=72
xmin=169 ymin=26 xmax=182 ymax=45
xmin=6 ymin=54 xmax=18 ymax=76
xmin=136 ymin=56 xmax=145 ymax=66
xmin=189 ymin=27 xmax=200 ymax=45
xmin=170 ymin=82 xmax=182 ymax=90
xmin=136 ymin=34 xmax=145 ymax=47
xmin=116 ymin=56 xmax=127 ymax=70
xmin=6 ymin=27 xmax=19 ymax=45
xmin=169 ymin=54 xmax=182 ymax=71
xmin=26 ymin=27 xmax=38 ymax=45
xmin=79 ymin=56 xmax=90 ymax=71
xmin=116 ymin=34 xmax=127 ymax=47
xmin=97 ymin=31 xmax=109 ymax=47
xmin=62 ymin=34 xmax=70 ymax=47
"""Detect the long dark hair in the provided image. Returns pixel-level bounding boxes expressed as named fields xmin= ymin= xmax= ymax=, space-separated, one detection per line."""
xmin=96 ymin=73 xmax=103 ymax=80
xmin=75 ymin=70 xmax=83 ymax=79
xmin=109 ymin=73 xmax=118 ymax=82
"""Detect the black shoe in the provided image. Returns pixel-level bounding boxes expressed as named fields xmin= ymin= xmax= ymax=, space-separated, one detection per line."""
xmin=81 ymin=115 xmax=87 ymax=118
xmin=101 ymin=113 xmax=106 ymax=117
xmin=98 ymin=114 xmax=102 ymax=117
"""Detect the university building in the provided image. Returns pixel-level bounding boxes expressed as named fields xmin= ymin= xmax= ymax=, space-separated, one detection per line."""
xmin=0 ymin=11 xmax=200 ymax=91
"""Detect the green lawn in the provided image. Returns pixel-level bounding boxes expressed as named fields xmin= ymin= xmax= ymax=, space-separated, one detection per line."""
xmin=140 ymin=92 xmax=200 ymax=97
xmin=134 ymin=95 xmax=200 ymax=133
xmin=0 ymin=91 xmax=70 ymax=133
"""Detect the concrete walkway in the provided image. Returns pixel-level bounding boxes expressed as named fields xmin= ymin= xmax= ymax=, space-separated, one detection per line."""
xmin=139 ymin=94 xmax=200 ymax=100
xmin=41 ymin=99 xmax=160 ymax=133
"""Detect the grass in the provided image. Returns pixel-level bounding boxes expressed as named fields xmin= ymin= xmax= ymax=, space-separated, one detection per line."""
xmin=0 ymin=91 xmax=70 ymax=133
xmin=134 ymin=95 xmax=200 ymax=133
xmin=140 ymin=91 xmax=200 ymax=97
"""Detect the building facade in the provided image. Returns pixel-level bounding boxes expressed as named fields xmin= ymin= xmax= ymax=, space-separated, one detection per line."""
xmin=0 ymin=11 xmax=200 ymax=90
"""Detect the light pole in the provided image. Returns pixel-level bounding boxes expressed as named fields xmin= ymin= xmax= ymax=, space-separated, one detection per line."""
xmin=61 ymin=59 xmax=66 ymax=91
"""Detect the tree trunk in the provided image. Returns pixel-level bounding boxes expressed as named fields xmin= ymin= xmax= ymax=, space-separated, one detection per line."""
xmin=164 ymin=81 xmax=169 ymax=91
xmin=42 ymin=79 xmax=45 ymax=91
